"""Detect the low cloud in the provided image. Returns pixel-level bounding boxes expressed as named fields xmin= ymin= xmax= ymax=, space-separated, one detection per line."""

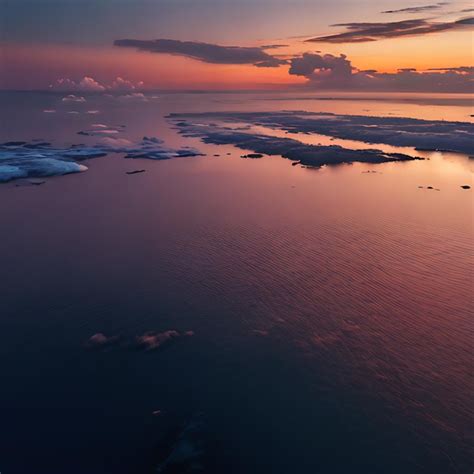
xmin=110 ymin=77 xmax=144 ymax=91
xmin=288 ymin=52 xmax=474 ymax=93
xmin=427 ymin=66 xmax=474 ymax=72
xmin=50 ymin=76 xmax=144 ymax=92
xmin=114 ymin=38 xmax=287 ymax=67
xmin=306 ymin=17 xmax=473 ymax=43
xmin=51 ymin=76 xmax=106 ymax=92
xmin=289 ymin=53 xmax=353 ymax=86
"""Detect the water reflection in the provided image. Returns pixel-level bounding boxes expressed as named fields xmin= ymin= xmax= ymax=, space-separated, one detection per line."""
xmin=0 ymin=91 xmax=472 ymax=474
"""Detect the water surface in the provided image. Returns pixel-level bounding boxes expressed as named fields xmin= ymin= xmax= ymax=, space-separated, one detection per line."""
xmin=0 ymin=91 xmax=472 ymax=473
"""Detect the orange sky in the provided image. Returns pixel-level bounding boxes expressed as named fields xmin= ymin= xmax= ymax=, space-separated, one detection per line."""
xmin=1 ymin=0 xmax=472 ymax=91
xmin=2 ymin=29 xmax=472 ymax=91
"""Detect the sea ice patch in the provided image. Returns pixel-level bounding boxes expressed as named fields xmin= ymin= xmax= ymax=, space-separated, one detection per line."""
xmin=169 ymin=118 xmax=421 ymax=167
xmin=0 ymin=142 xmax=99 ymax=182
xmin=0 ymin=136 xmax=203 ymax=183
xmin=169 ymin=110 xmax=474 ymax=155
xmin=62 ymin=94 xmax=86 ymax=103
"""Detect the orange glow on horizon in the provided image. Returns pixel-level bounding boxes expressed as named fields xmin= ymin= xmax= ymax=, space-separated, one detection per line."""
xmin=2 ymin=29 xmax=473 ymax=91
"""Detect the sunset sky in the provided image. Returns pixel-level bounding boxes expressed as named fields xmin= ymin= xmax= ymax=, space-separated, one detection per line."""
xmin=1 ymin=0 xmax=473 ymax=91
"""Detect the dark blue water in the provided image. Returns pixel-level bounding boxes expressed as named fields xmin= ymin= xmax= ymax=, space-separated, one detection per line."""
xmin=0 ymin=92 xmax=472 ymax=473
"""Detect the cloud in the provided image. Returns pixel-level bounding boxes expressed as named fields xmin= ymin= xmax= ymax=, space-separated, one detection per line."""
xmin=110 ymin=76 xmax=144 ymax=91
xmin=50 ymin=76 xmax=144 ymax=92
xmin=114 ymin=38 xmax=287 ymax=67
xmin=381 ymin=2 xmax=448 ymax=14
xmin=289 ymin=53 xmax=353 ymax=86
xmin=427 ymin=66 xmax=474 ymax=72
xmin=287 ymin=52 xmax=474 ymax=93
xmin=260 ymin=43 xmax=290 ymax=49
xmin=51 ymin=76 xmax=106 ymax=91
xmin=306 ymin=17 xmax=473 ymax=43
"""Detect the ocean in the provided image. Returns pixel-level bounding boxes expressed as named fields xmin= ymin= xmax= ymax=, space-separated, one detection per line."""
xmin=0 ymin=90 xmax=472 ymax=473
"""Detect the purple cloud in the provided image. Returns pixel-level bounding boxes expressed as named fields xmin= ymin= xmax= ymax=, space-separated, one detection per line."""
xmin=50 ymin=76 xmax=144 ymax=92
xmin=306 ymin=17 xmax=473 ymax=43
xmin=114 ymin=38 xmax=287 ymax=67
xmin=288 ymin=52 xmax=474 ymax=93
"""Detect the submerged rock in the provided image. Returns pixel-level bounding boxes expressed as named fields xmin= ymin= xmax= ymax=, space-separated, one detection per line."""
xmin=85 ymin=333 xmax=120 ymax=349
xmin=134 ymin=329 xmax=193 ymax=351
xmin=460 ymin=185 xmax=471 ymax=189
xmin=155 ymin=413 xmax=207 ymax=474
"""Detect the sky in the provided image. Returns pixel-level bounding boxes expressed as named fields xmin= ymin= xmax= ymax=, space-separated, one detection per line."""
xmin=0 ymin=0 xmax=473 ymax=91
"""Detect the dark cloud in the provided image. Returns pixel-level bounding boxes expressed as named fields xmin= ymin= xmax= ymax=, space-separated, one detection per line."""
xmin=289 ymin=53 xmax=354 ymax=86
xmin=427 ymin=66 xmax=474 ymax=72
xmin=382 ymin=2 xmax=448 ymax=14
xmin=114 ymin=38 xmax=287 ymax=67
xmin=260 ymin=44 xmax=290 ymax=49
xmin=254 ymin=58 xmax=289 ymax=68
xmin=306 ymin=17 xmax=473 ymax=43
xmin=287 ymin=52 xmax=474 ymax=93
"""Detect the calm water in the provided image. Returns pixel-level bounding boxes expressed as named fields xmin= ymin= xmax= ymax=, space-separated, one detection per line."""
xmin=0 ymin=91 xmax=472 ymax=473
